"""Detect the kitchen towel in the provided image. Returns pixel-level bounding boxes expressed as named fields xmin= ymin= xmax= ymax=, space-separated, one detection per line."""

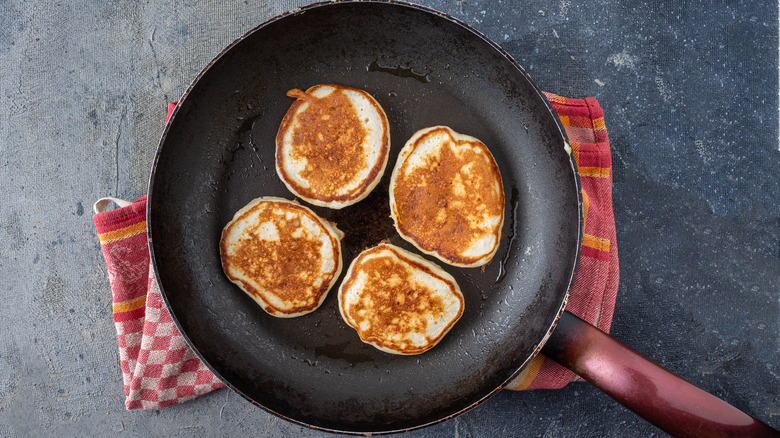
xmin=93 ymin=195 xmax=225 ymax=410
xmin=505 ymin=93 xmax=619 ymax=390
xmin=93 ymin=94 xmax=618 ymax=410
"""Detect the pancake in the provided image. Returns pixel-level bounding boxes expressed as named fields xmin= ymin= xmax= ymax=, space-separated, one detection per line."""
xmin=276 ymin=84 xmax=390 ymax=209
xmin=389 ymin=126 xmax=505 ymax=268
xmin=338 ymin=243 xmax=464 ymax=355
xmin=220 ymin=197 xmax=343 ymax=317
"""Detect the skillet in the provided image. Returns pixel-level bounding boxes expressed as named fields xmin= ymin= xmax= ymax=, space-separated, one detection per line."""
xmin=147 ymin=2 xmax=777 ymax=436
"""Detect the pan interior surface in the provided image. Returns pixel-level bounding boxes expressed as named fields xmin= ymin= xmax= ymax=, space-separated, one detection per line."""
xmin=149 ymin=2 xmax=579 ymax=433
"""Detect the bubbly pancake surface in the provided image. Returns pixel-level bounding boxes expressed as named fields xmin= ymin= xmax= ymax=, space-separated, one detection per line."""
xmin=390 ymin=126 xmax=505 ymax=267
xmin=338 ymin=243 xmax=464 ymax=355
xmin=220 ymin=197 xmax=343 ymax=317
xmin=276 ymin=84 xmax=390 ymax=209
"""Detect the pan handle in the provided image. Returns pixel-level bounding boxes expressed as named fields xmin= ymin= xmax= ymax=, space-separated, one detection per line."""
xmin=541 ymin=311 xmax=779 ymax=437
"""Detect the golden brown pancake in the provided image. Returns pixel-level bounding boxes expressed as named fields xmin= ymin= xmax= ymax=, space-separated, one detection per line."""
xmin=338 ymin=243 xmax=464 ymax=355
xmin=276 ymin=84 xmax=390 ymax=209
xmin=220 ymin=197 xmax=343 ymax=317
xmin=389 ymin=126 xmax=505 ymax=267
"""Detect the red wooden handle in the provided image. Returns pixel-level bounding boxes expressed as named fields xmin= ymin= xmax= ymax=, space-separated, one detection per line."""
xmin=542 ymin=311 xmax=779 ymax=437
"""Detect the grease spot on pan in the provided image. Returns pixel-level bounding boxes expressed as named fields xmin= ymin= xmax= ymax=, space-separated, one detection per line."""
xmin=367 ymin=60 xmax=431 ymax=84
xmin=495 ymin=186 xmax=520 ymax=284
xmin=314 ymin=340 xmax=374 ymax=365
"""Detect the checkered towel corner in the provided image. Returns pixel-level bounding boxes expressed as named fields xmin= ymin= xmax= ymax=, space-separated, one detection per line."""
xmin=93 ymin=198 xmax=225 ymax=410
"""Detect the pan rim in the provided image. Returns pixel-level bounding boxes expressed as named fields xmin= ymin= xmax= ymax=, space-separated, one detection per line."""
xmin=147 ymin=0 xmax=583 ymax=434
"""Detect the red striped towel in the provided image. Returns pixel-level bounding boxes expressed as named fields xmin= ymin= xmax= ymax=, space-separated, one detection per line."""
xmin=506 ymin=93 xmax=619 ymax=390
xmin=93 ymin=94 xmax=618 ymax=410
xmin=93 ymin=198 xmax=225 ymax=410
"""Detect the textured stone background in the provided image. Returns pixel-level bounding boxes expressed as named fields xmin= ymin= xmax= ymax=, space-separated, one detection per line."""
xmin=0 ymin=0 xmax=777 ymax=436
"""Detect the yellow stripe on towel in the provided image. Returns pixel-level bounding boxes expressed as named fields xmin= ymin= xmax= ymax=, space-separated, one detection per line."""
xmin=507 ymin=354 xmax=546 ymax=390
xmin=98 ymin=221 xmax=146 ymax=244
xmin=112 ymin=295 xmax=147 ymax=314
xmin=578 ymin=166 xmax=610 ymax=178
xmin=583 ymin=234 xmax=610 ymax=252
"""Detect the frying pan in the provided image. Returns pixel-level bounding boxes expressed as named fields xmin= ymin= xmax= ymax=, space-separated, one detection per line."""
xmin=147 ymin=1 xmax=777 ymax=436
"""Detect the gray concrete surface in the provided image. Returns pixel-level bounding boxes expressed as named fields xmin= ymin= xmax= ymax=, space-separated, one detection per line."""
xmin=1 ymin=0 xmax=777 ymax=436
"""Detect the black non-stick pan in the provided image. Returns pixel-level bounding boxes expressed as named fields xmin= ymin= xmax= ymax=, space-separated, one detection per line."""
xmin=148 ymin=2 xmax=776 ymax=436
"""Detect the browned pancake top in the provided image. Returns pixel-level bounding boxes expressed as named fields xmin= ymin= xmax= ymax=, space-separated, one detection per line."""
xmin=340 ymin=245 xmax=461 ymax=354
xmin=392 ymin=127 xmax=504 ymax=265
xmin=220 ymin=201 xmax=338 ymax=315
xmin=277 ymin=86 xmax=382 ymax=203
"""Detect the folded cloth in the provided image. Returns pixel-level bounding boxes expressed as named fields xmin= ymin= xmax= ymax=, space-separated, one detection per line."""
xmin=93 ymin=93 xmax=617 ymax=410
xmin=93 ymin=196 xmax=225 ymax=410
xmin=505 ymin=93 xmax=619 ymax=390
